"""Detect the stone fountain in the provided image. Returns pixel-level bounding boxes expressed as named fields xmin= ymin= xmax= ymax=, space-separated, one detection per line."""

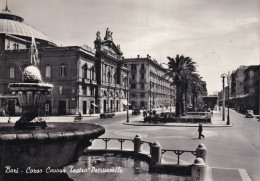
xmin=0 ymin=65 xmax=105 ymax=180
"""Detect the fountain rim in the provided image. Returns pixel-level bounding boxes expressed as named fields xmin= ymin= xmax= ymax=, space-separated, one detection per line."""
xmin=8 ymin=82 xmax=53 ymax=89
xmin=0 ymin=123 xmax=105 ymax=142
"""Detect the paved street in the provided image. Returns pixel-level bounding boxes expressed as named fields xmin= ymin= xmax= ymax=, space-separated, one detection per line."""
xmin=82 ymin=109 xmax=260 ymax=181
xmin=1 ymin=109 xmax=259 ymax=181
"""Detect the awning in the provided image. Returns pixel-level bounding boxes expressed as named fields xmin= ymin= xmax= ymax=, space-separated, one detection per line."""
xmin=91 ymin=103 xmax=98 ymax=107
xmin=122 ymin=100 xmax=131 ymax=106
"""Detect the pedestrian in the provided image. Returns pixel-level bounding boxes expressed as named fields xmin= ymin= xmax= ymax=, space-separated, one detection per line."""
xmin=143 ymin=110 xmax=147 ymax=117
xmin=198 ymin=124 xmax=205 ymax=139
xmin=1 ymin=110 xmax=6 ymax=116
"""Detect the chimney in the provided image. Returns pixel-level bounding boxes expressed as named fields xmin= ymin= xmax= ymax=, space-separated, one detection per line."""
xmin=137 ymin=55 xmax=140 ymax=58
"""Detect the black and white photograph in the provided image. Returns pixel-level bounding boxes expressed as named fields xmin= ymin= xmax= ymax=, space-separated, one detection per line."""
xmin=0 ymin=0 xmax=259 ymax=180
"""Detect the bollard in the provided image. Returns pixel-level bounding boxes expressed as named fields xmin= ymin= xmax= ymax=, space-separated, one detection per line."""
xmin=196 ymin=143 xmax=207 ymax=163
xmin=87 ymin=156 xmax=91 ymax=169
xmin=191 ymin=158 xmax=207 ymax=181
xmin=134 ymin=134 xmax=142 ymax=153
xmin=150 ymin=142 xmax=162 ymax=165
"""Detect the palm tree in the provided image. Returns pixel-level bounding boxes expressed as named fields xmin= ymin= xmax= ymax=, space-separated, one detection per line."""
xmin=188 ymin=74 xmax=207 ymax=111
xmin=165 ymin=55 xmax=196 ymax=117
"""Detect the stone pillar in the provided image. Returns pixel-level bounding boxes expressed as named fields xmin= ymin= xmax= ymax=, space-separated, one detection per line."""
xmin=87 ymin=156 xmax=91 ymax=169
xmin=150 ymin=142 xmax=161 ymax=165
xmin=134 ymin=135 xmax=142 ymax=153
xmin=191 ymin=158 xmax=207 ymax=181
xmin=196 ymin=143 xmax=207 ymax=163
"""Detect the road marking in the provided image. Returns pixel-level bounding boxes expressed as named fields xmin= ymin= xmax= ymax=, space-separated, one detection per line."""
xmin=211 ymin=167 xmax=252 ymax=181
xmin=239 ymin=169 xmax=252 ymax=181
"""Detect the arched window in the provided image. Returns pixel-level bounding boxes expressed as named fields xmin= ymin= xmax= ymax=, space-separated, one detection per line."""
xmin=45 ymin=64 xmax=51 ymax=78
xmin=82 ymin=64 xmax=88 ymax=79
xmin=10 ymin=66 xmax=15 ymax=78
xmin=60 ymin=64 xmax=66 ymax=77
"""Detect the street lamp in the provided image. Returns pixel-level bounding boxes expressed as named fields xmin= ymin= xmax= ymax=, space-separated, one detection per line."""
xmin=221 ymin=73 xmax=230 ymax=125
xmin=150 ymin=74 xmax=152 ymax=113
xmin=125 ymin=75 xmax=129 ymax=123
xmin=170 ymin=84 xmax=172 ymax=113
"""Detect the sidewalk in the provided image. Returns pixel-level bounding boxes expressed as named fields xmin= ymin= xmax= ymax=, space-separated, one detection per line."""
xmin=0 ymin=111 xmax=128 ymax=123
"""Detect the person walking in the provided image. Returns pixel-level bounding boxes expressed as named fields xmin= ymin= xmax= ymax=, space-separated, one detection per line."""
xmin=198 ymin=124 xmax=205 ymax=139
xmin=143 ymin=110 xmax=147 ymax=117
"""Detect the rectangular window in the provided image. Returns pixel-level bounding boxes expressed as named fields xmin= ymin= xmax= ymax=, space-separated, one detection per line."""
xmin=141 ymin=64 xmax=144 ymax=69
xmin=10 ymin=66 xmax=15 ymax=78
xmin=141 ymin=84 xmax=144 ymax=89
xmin=59 ymin=86 xmax=63 ymax=95
xmin=131 ymin=64 xmax=136 ymax=70
xmin=140 ymin=93 xmax=145 ymax=98
xmin=46 ymin=65 xmax=51 ymax=78
xmin=131 ymin=84 xmax=136 ymax=89
xmin=132 ymin=74 xmax=135 ymax=80
xmin=141 ymin=101 xmax=145 ymax=107
xmin=60 ymin=65 xmax=66 ymax=77
xmin=83 ymin=87 xmax=87 ymax=95
xmin=141 ymin=73 xmax=144 ymax=79
xmin=90 ymin=88 xmax=95 ymax=96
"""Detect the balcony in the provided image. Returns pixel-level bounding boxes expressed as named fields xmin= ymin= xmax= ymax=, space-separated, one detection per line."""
xmin=90 ymin=80 xmax=97 ymax=85
xmin=82 ymin=78 xmax=90 ymax=84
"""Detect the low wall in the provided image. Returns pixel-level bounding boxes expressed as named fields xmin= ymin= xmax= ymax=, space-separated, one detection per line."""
xmin=87 ymin=136 xmax=210 ymax=181
xmin=144 ymin=116 xmax=211 ymax=123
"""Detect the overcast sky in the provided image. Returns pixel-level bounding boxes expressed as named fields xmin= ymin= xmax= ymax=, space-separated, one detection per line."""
xmin=2 ymin=0 xmax=259 ymax=94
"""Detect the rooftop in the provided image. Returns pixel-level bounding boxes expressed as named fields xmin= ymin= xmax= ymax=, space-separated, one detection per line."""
xmin=0 ymin=5 xmax=52 ymax=43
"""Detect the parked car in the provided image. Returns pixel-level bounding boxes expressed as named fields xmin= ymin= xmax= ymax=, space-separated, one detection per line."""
xmin=100 ymin=112 xmax=115 ymax=119
xmin=245 ymin=110 xmax=254 ymax=118
xmin=132 ymin=108 xmax=141 ymax=115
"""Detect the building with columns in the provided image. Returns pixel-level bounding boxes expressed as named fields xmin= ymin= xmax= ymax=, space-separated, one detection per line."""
xmin=123 ymin=55 xmax=175 ymax=110
xmin=0 ymin=6 xmax=129 ymax=115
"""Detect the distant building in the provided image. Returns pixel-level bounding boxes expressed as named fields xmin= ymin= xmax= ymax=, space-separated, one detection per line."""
xmin=219 ymin=65 xmax=259 ymax=114
xmin=123 ymin=55 xmax=175 ymax=109
xmin=0 ymin=7 xmax=129 ymax=115
xmin=243 ymin=65 xmax=259 ymax=95
xmin=230 ymin=66 xmax=247 ymax=97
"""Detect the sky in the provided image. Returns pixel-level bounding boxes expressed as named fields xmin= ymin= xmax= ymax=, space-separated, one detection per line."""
xmin=1 ymin=0 xmax=259 ymax=94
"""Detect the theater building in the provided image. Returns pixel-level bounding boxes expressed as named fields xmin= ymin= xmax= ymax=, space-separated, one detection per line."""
xmin=0 ymin=6 xmax=129 ymax=115
xmin=123 ymin=55 xmax=175 ymax=109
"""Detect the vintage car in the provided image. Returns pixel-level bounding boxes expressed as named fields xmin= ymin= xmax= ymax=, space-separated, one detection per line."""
xmin=132 ymin=108 xmax=141 ymax=115
xmin=245 ymin=110 xmax=254 ymax=118
xmin=100 ymin=112 xmax=115 ymax=119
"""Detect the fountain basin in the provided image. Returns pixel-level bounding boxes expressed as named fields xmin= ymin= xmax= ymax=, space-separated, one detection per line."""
xmin=0 ymin=122 xmax=105 ymax=173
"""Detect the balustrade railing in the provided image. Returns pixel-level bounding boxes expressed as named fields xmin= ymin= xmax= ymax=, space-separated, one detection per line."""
xmin=90 ymin=137 xmax=197 ymax=165
xmin=161 ymin=149 xmax=196 ymax=164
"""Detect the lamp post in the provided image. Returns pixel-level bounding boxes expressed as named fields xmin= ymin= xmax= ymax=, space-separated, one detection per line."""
xmin=227 ymin=84 xmax=230 ymax=125
xmin=150 ymin=74 xmax=152 ymax=113
xmin=221 ymin=73 xmax=230 ymax=125
xmin=221 ymin=74 xmax=226 ymax=121
xmin=126 ymin=75 xmax=129 ymax=123
xmin=170 ymin=84 xmax=172 ymax=113
xmin=227 ymin=72 xmax=231 ymax=125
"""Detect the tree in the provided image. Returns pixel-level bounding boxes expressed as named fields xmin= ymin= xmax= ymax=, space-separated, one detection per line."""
xmin=165 ymin=55 xmax=196 ymax=117
xmin=188 ymin=74 xmax=207 ymax=111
